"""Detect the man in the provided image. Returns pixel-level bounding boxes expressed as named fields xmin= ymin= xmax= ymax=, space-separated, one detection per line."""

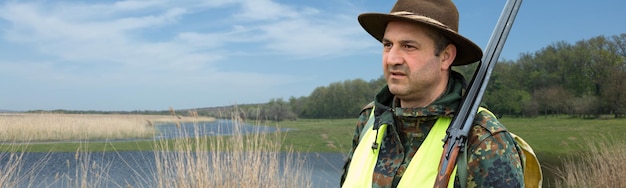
xmin=340 ymin=0 xmax=525 ymax=187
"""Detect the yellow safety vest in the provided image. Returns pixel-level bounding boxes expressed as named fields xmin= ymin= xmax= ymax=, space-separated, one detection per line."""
xmin=342 ymin=106 xmax=456 ymax=188
xmin=342 ymin=107 xmax=543 ymax=188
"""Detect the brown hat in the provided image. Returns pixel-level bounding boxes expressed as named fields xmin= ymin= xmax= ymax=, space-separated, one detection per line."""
xmin=358 ymin=0 xmax=482 ymax=66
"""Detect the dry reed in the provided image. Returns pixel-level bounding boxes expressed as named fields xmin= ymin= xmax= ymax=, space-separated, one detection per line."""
xmin=152 ymin=114 xmax=311 ymax=188
xmin=552 ymin=134 xmax=626 ymax=187
xmin=0 ymin=144 xmax=50 ymax=187
xmin=0 ymin=113 xmax=214 ymax=142
xmin=0 ymin=151 xmax=25 ymax=187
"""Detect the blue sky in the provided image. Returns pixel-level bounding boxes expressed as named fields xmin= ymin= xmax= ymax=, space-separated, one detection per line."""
xmin=1 ymin=0 xmax=624 ymax=111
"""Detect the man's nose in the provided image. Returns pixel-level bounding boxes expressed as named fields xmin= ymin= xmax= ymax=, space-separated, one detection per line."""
xmin=385 ymin=46 xmax=403 ymax=65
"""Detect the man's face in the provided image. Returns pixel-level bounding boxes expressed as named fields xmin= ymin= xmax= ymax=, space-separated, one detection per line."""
xmin=382 ymin=21 xmax=454 ymax=106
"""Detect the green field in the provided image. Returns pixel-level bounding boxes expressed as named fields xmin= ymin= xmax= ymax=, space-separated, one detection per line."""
xmin=272 ymin=116 xmax=626 ymax=154
xmin=501 ymin=116 xmax=626 ymax=154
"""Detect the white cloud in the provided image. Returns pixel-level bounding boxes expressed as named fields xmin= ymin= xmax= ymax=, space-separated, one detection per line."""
xmin=0 ymin=0 xmax=371 ymax=62
xmin=113 ymin=0 xmax=167 ymax=10
xmin=0 ymin=0 xmax=375 ymax=110
xmin=175 ymin=24 xmax=265 ymax=49
xmin=1 ymin=3 xmax=176 ymax=55
xmin=257 ymin=15 xmax=371 ymax=57
xmin=234 ymin=0 xmax=299 ymax=21
xmin=224 ymin=1 xmax=374 ymax=57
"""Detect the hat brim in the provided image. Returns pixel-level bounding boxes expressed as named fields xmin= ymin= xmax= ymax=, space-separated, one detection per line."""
xmin=358 ymin=13 xmax=482 ymax=66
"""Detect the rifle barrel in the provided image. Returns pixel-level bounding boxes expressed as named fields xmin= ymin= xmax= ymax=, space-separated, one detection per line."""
xmin=434 ymin=0 xmax=523 ymax=187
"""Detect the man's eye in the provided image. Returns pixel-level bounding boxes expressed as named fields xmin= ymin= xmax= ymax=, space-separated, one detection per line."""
xmin=383 ymin=43 xmax=392 ymax=48
xmin=404 ymin=45 xmax=416 ymax=49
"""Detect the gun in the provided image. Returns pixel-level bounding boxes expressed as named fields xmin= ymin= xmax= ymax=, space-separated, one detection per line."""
xmin=433 ymin=0 xmax=523 ymax=187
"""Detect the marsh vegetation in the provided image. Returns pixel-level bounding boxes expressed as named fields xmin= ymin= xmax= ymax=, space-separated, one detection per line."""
xmin=0 ymin=113 xmax=214 ymax=142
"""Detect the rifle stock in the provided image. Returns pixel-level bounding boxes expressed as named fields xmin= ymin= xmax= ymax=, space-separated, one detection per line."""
xmin=434 ymin=0 xmax=522 ymax=187
xmin=434 ymin=140 xmax=460 ymax=186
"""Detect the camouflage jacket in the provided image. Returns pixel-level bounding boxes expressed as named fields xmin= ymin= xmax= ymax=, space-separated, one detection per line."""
xmin=340 ymin=72 xmax=525 ymax=188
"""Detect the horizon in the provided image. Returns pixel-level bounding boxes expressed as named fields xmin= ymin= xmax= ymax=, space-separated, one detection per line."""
xmin=1 ymin=0 xmax=624 ymax=111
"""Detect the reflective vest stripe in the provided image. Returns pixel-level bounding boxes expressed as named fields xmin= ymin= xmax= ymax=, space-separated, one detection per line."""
xmin=342 ymin=107 xmax=455 ymax=188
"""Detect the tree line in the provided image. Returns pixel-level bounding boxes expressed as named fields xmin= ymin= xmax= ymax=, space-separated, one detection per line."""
xmin=483 ymin=33 xmax=626 ymax=118
xmin=198 ymin=77 xmax=387 ymax=120
xmin=201 ymin=33 xmax=625 ymax=121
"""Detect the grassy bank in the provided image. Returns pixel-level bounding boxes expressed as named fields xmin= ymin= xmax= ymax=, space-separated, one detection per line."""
xmin=263 ymin=119 xmax=356 ymax=153
xmin=500 ymin=116 xmax=626 ymax=155
xmin=500 ymin=116 xmax=626 ymax=187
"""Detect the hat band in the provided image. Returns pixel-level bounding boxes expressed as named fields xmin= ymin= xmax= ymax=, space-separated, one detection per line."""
xmin=390 ymin=11 xmax=450 ymax=30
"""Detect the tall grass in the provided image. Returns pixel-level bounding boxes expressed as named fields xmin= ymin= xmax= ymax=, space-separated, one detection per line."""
xmin=0 ymin=113 xmax=152 ymax=142
xmin=0 ymin=144 xmax=50 ymax=187
xmin=0 ymin=149 xmax=26 ymax=187
xmin=0 ymin=113 xmax=214 ymax=142
xmin=152 ymin=114 xmax=311 ymax=188
xmin=552 ymin=134 xmax=626 ymax=187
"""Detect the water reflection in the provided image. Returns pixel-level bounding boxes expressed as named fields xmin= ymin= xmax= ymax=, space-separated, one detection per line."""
xmin=153 ymin=119 xmax=291 ymax=139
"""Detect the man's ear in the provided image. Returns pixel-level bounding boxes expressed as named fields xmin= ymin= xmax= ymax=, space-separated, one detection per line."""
xmin=440 ymin=44 xmax=456 ymax=70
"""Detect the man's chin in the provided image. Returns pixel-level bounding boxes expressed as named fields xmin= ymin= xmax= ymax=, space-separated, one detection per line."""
xmin=387 ymin=85 xmax=406 ymax=95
